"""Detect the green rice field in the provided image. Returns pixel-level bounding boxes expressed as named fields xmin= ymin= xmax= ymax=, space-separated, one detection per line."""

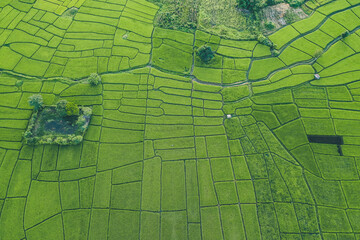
xmin=1 ymin=0 xmax=360 ymax=239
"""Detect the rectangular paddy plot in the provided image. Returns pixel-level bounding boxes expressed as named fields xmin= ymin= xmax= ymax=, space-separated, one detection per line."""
xmin=1 ymin=0 xmax=360 ymax=239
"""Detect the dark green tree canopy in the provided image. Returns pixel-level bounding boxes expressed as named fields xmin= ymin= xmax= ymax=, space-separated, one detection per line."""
xmin=237 ymin=0 xmax=266 ymax=11
xmin=197 ymin=45 xmax=215 ymax=63
xmin=88 ymin=73 xmax=101 ymax=86
xmin=236 ymin=0 xmax=305 ymax=11
xmin=66 ymin=102 xmax=79 ymax=116
xmin=28 ymin=94 xmax=43 ymax=111
xmin=56 ymin=99 xmax=68 ymax=117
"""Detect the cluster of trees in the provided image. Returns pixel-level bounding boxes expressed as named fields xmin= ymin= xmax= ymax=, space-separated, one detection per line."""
xmin=257 ymin=34 xmax=280 ymax=56
xmin=236 ymin=0 xmax=305 ymax=11
xmin=24 ymin=133 xmax=84 ymax=145
xmin=24 ymin=132 xmax=84 ymax=145
xmin=28 ymin=95 xmax=81 ymax=117
xmin=56 ymin=99 xmax=80 ymax=117
xmin=88 ymin=73 xmax=101 ymax=86
xmin=155 ymin=0 xmax=198 ymax=32
xmin=25 ymin=95 xmax=92 ymax=145
xmin=23 ymin=73 xmax=99 ymax=146
xmin=197 ymin=45 xmax=215 ymax=63
xmin=236 ymin=0 xmax=267 ymax=11
xmin=28 ymin=73 xmax=100 ymax=114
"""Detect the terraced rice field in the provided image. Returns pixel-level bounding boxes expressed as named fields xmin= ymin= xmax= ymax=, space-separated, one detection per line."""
xmin=1 ymin=0 xmax=360 ymax=239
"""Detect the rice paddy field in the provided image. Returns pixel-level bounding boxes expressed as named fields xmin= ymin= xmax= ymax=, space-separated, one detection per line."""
xmin=1 ymin=0 xmax=360 ymax=239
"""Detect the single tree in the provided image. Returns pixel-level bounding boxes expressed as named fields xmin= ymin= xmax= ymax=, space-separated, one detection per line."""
xmin=314 ymin=49 xmax=323 ymax=59
xmin=66 ymin=102 xmax=79 ymax=116
xmin=15 ymin=80 xmax=23 ymax=88
xmin=197 ymin=45 xmax=215 ymax=63
xmin=28 ymin=94 xmax=43 ymax=111
xmin=88 ymin=73 xmax=101 ymax=86
xmin=341 ymin=31 xmax=350 ymax=39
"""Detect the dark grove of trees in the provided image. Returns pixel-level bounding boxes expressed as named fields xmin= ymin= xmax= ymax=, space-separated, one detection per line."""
xmin=236 ymin=0 xmax=305 ymax=11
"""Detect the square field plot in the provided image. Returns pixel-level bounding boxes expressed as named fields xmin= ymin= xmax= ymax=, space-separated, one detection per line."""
xmin=152 ymin=43 xmax=193 ymax=74
xmin=98 ymin=143 xmax=143 ymax=170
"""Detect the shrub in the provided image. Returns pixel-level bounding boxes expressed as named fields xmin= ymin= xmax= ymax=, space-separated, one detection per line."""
xmin=197 ymin=45 xmax=215 ymax=63
xmin=25 ymin=137 xmax=38 ymax=145
xmin=341 ymin=31 xmax=350 ymax=39
xmin=23 ymin=130 xmax=33 ymax=138
xmin=272 ymin=49 xmax=280 ymax=56
xmin=314 ymin=49 xmax=323 ymax=58
xmin=54 ymin=137 xmax=68 ymax=145
xmin=62 ymin=7 xmax=78 ymax=18
xmin=76 ymin=115 xmax=86 ymax=127
xmin=82 ymin=107 xmax=92 ymax=117
xmin=56 ymin=99 xmax=68 ymax=109
xmin=79 ymin=125 xmax=87 ymax=133
xmin=66 ymin=102 xmax=79 ymax=116
xmin=257 ymin=34 xmax=273 ymax=47
xmin=88 ymin=73 xmax=101 ymax=86
xmin=28 ymin=94 xmax=44 ymax=111
xmin=39 ymin=136 xmax=54 ymax=144
xmin=69 ymin=135 xmax=83 ymax=145
xmin=15 ymin=80 xmax=23 ymax=88
xmin=257 ymin=34 xmax=266 ymax=42
xmin=27 ymin=112 xmax=38 ymax=129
